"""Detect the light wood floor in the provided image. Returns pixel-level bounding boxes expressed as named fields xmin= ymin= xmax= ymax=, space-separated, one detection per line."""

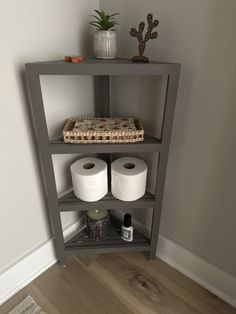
xmin=1 ymin=252 xmax=236 ymax=314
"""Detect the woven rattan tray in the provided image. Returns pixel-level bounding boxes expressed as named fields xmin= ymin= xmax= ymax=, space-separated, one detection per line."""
xmin=63 ymin=117 xmax=144 ymax=144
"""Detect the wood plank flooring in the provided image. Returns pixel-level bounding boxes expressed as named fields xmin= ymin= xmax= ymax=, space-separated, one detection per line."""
xmin=1 ymin=252 xmax=236 ymax=314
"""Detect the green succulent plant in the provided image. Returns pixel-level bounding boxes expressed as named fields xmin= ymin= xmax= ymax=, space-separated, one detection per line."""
xmin=90 ymin=10 xmax=119 ymax=31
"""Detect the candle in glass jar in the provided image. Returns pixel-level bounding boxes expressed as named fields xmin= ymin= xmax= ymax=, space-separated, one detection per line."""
xmin=87 ymin=209 xmax=108 ymax=220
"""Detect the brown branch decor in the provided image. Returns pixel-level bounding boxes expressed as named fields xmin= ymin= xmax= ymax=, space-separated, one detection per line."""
xmin=129 ymin=13 xmax=159 ymax=63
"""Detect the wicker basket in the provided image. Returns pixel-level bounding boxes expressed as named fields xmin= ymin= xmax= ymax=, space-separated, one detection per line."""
xmin=63 ymin=117 xmax=144 ymax=144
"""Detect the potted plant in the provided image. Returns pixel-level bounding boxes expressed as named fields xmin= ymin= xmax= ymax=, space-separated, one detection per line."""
xmin=90 ymin=10 xmax=119 ymax=59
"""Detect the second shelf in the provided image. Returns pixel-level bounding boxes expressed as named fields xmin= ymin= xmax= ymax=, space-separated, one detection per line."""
xmin=58 ymin=190 xmax=155 ymax=211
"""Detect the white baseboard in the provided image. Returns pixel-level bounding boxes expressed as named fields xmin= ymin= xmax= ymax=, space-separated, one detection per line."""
xmin=157 ymin=234 xmax=236 ymax=308
xmin=0 ymin=219 xmax=83 ymax=305
xmin=113 ymin=210 xmax=236 ymax=308
xmin=1 ymin=214 xmax=236 ymax=309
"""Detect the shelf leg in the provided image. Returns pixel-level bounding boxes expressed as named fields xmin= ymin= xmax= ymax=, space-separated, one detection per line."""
xmin=149 ymin=155 xmax=169 ymax=260
xmin=25 ymin=70 xmax=67 ymax=266
xmin=52 ymin=210 xmax=67 ymax=266
xmin=149 ymin=69 xmax=180 ymax=260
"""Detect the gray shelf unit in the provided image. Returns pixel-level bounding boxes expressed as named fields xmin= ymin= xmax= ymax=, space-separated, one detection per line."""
xmin=25 ymin=58 xmax=180 ymax=265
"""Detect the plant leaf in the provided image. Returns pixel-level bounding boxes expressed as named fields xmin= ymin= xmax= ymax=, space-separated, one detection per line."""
xmin=89 ymin=21 xmax=102 ymax=26
xmin=108 ymin=13 xmax=119 ymax=17
xmin=89 ymin=22 xmax=103 ymax=30
xmin=90 ymin=9 xmax=119 ymax=30
xmin=91 ymin=15 xmax=102 ymax=22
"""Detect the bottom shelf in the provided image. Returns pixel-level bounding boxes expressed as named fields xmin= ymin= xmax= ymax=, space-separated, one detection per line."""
xmin=65 ymin=216 xmax=150 ymax=255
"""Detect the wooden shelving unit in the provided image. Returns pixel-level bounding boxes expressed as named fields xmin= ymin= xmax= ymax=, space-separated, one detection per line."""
xmin=25 ymin=58 xmax=180 ymax=265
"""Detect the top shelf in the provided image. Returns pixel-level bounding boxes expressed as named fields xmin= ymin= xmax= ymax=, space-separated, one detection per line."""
xmin=25 ymin=58 xmax=180 ymax=76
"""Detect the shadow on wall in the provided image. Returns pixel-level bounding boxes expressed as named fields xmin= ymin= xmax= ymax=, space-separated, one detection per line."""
xmin=81 ymin=24 xmax=94 ymax=57
xmin=101 ymin=0 xmax=236 ymax=276
xmin=184 ymin=0 xmax=236 ymax=275
xmin=161 ymin=0 xmax=236 ymax=276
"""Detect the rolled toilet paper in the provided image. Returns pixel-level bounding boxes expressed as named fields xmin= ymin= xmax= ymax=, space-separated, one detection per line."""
xmin=111 ymin=157 xmax=148 ymax=201
xmin=70 ymin=157 xmax=108 ymax=202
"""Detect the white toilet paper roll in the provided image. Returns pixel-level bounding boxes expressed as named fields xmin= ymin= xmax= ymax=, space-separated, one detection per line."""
xmin=111 ymin=157 xmax=148 ymax=201
xmin=70 ymin=157 xmax=108 ymax=202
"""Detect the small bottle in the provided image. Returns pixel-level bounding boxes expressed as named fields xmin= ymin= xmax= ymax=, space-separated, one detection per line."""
xmin=121 ymin=214 xmax=133 ymax=241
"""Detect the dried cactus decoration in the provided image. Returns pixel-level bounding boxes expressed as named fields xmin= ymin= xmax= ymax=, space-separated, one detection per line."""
xmin=129 ymin=13 xmax=159 ymax=63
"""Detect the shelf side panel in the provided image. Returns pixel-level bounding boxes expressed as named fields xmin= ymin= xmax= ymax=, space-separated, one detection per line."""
xmin=149 ymin=67 xmax=181 ymax=259
xmin=25 ymin=66 xmax=66 ymax=264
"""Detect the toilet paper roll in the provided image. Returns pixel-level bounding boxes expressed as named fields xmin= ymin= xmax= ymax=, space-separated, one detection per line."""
xmin=111 ymin=157 xmax=148 ymax=201
xmin=70 ymin=157 xmax=108 ymax=202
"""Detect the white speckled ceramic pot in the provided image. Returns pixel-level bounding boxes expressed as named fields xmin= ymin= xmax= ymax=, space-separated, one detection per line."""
xmin=93 ymin=31 xmax=117 ymax=59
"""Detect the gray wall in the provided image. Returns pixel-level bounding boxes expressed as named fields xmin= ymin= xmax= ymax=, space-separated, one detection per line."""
xmin=101 ymin=0 xmax=236 ymax=277
xmin=0 ymin=0 xmax=99 ymax=273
